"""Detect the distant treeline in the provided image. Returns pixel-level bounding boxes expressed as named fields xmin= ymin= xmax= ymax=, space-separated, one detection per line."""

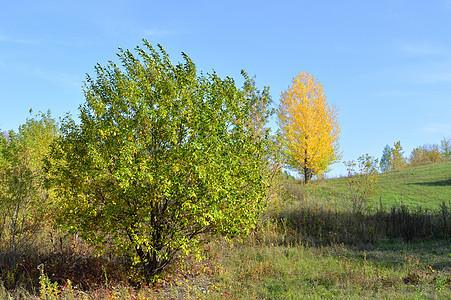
xmin=380 ymin=138 xmax=451 ymax=172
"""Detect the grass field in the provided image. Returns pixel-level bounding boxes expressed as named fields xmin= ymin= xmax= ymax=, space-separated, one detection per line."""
xmin=377 ymin=161 xmax=451 ymax=208
xmin=205 ymin=237 xmax=450 ymax=299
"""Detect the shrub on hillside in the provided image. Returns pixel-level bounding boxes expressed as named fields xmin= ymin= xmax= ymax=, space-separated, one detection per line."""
xmin=344 ymin=154 xmax=379 ymax=214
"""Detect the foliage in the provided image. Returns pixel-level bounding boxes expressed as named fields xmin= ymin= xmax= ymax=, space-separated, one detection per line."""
xmin=241 ymin=73 xmax=283 ymax=222
xmin=241 ymin=71 xmax=274 ymax=139
xmin=344 ymin=154 xmax=379 ymax=213
xmin=408 ymin=143 xmax=442 ymax=167
xmin=278 ymin=71 xmax=341 ymax=184
xmin=379 ymin=144 xmax=392 ymax=172
xmin=46 ymin=40 xmax=272 ymax=279
xmin=0 ymin=111 xmax=58 ymax=286
xmin=390 ymin=141 xmax=407 ymax=170
xmin=18 ymin=110 xmax=60 ymax=171
xmin=440 ymin=137 xmax=451 ymax=160
xmin=0 ymin=131 xmax=35 ymax=283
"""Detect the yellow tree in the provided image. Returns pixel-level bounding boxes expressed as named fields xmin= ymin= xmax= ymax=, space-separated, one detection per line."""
xmin=391 ymin=141 xmax=407 ymax=170
xmin=278 ymin=72 xmax=341 ymax=183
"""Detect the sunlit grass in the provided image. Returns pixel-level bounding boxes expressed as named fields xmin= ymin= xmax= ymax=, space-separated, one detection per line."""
xmin=302 ymin=160 xmax=451 ymax=210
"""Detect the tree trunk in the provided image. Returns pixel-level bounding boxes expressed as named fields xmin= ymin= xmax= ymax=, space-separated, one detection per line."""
xmin=304 ymin=148 xmax=311 ymax=184
xmin=304 ymin=167 xmax=310 ymax=184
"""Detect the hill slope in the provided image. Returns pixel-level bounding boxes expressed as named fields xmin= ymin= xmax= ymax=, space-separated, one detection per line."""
xmin=377 ymin=160 xmax=451 ymax=208
xmin=305 ymin=160 xmax=451 ymax=209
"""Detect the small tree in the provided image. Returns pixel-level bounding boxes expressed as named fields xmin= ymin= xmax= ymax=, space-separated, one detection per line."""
xmin=278 ymin=72 xmax=341 ymax=184
xmin=440 ymin=137 xmax=451 ymax=160
xmin=46 ymin=41 xmax=272 ymax=278
xmin=380 ymin=144 xmax=392 ymax=172
xmin=240 ymin=73 xmax=283 ymax=221
xmin=391 ymin=141 xmax=407 ymax=170
xmin=344 ymin=154 xmax=379 ymax=213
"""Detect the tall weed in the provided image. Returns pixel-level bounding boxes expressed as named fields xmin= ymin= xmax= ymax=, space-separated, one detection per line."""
xmin=280 ymin=201 xmax=450 ymax=245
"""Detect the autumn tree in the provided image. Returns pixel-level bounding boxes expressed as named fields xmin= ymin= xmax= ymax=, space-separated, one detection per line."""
xmin=278 ymin=72 xmax=340 ymax=184
xmin=440 ymin=137 xmax=451 ymax=160
xmin=391 ymin=141 xmax=407 ymax=170
xmin=46 ymin=41 xmax=272 ymax=278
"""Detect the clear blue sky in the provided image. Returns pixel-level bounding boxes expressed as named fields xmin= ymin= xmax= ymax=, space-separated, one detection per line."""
xmin=1 ymin=0 xmax=451 ymax=177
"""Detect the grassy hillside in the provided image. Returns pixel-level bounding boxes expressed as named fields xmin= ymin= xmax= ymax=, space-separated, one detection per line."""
xmin=378 ymin=160 xmax=451 ymax=208
xmin=304 ymin=160 xmax=451 ymax=210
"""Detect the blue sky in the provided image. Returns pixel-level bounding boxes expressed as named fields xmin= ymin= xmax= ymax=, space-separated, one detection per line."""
xmin=1 ymin=0 xmax=451 ymax=177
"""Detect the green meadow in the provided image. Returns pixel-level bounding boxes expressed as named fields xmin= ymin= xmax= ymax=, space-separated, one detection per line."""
xmin=305 ymin=160 xmax=451 ymax=210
